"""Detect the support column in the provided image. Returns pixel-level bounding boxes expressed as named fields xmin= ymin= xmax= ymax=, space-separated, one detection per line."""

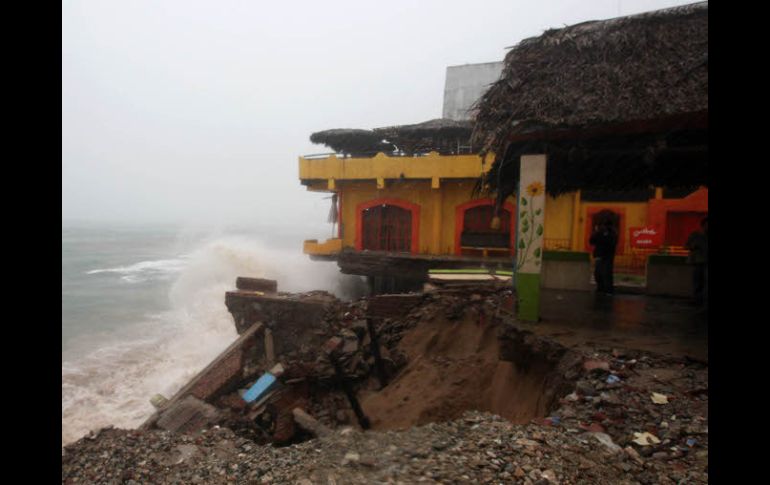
xmin=515 ymin=154 xmax=547 ymax=322
xmin=571 ymin=190 xmax=582 ymax=250
xmin=431 ymin=182 xmax=443 ymax=254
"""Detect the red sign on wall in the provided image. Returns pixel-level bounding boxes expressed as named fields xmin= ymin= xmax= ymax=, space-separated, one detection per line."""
xmin=629 ymin=226 xmax=662 ymax=248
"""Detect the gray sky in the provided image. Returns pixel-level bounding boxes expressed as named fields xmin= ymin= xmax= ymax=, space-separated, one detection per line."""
xmin=62 ymin=0 xmax=698 ymax=231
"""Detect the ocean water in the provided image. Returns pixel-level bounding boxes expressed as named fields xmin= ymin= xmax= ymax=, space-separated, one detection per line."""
xmin=62 ymin=222 xmax=361 ymax=447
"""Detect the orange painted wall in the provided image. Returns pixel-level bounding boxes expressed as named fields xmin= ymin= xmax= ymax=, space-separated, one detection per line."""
xmin=325 ymin=181 xmax=707 ymax=257
xmin=337 ymin=179 xmax=516 ymax=255
xmin=647 ymin=187 xmax=709 ymax=239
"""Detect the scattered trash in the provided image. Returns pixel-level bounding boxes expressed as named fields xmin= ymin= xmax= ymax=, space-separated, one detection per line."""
xmin=242 ymin=364 xmax=284 ymax=403
xmin=590 ymin=432 xmax=622 ymax=453
xmin=91 ymin=283 xmax=706 ymax=482
xmin=632 ymin=432 xmax=661 ymax=446
xmin=543 ymin=416 xmax=561 ymax=426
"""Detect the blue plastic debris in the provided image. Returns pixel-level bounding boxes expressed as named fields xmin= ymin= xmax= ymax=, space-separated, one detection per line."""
xmin=606 ymin=374 xmax=621 ymax=385
xmin=686 ymin=438 xmax=698 ymax=447
xmin=549 ymin=416 xmax=561 ymax=425
xmin=242 ymin=372 xmax=277 ymax=403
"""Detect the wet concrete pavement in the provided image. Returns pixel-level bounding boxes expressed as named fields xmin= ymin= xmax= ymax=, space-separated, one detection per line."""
xmin=511 ymin=289 xmax=708 ymax=361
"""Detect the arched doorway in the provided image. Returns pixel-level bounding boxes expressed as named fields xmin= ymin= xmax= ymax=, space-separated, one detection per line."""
xmin=362 ymin=205 xmax=412 ymax=252
xmin=356 ymin=199 xmax=420 ymax=253
xmin=455 ymin=199 xmax=516 ymax=256
xmin=584 ymin=207 xmax=626 ymax=253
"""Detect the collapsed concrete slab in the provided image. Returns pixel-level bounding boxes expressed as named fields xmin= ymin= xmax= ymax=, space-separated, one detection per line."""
xmin=225 ymin=291 xmax=337 ymax=354
xmin=141 ymin=322 xmax=265 ymax=430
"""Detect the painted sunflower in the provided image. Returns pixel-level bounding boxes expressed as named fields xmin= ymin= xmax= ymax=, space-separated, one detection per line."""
xmin=526 ymin=181 xmax=545 ymax=197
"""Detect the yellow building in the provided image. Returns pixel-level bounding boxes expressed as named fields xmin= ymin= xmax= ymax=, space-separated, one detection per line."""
xmin=299 ymin=4 xmax=708 ymax=297
xmin=299 ymin=146 xmax=708 ymax=276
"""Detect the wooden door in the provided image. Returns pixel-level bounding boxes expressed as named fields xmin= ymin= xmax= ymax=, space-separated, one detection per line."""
xmin=362 ymin=205 xmax=412 ymax=252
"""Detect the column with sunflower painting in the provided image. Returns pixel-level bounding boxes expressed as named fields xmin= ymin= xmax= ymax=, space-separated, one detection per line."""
xmin=516 ymin=154 xmax=546 ymax=322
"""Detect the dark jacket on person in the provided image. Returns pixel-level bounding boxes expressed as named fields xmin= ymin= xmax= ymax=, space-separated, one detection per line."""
xmin=589 ymin=228 xmax=618 ymax=259
xmin=686 ymin=230 xmax=708 ymax=265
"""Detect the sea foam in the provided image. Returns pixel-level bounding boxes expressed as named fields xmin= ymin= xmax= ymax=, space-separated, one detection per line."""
xmin=62 ymin=235 xmax=356 ymax=446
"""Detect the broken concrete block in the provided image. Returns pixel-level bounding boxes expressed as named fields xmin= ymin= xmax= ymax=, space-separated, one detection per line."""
xmin=292 ymin=408 xmax=331 ymax=437
xmin=235 ymin=277 xmax=278 ymax=293
xmin=156 ymin=396 xmax=220 ymax=434
xmin=226 ymin=292 xmax=334 ymax=338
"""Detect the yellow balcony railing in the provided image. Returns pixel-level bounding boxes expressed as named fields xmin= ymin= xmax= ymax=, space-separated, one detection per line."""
xmin=299 ymin=151 xmax=491 ymax=185
xmin=303 ymin=238 xmax=343 ymax=256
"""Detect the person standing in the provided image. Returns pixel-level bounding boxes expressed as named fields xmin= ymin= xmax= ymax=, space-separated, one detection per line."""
xmin=590 ymin=221 xmax=619 ymax=295
xmin=686 ymin=216 xmax=708 ymax=306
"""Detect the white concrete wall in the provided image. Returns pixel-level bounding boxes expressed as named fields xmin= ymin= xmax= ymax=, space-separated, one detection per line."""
xmin=442 ymin=62 xmax=504 ymax=121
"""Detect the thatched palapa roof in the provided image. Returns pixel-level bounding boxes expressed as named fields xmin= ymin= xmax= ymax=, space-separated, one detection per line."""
xmin=309 ymin=129 xmax=394 ymax=158
xmin=471 ymin=2 xmax=708 ymax=198
xmin=310 ymin=118 xmax=474 ymax=157
xmin=376 ymin=118 xmax=472 ymax=140
xmin=473 ymin=1 xmax=708 ymax=154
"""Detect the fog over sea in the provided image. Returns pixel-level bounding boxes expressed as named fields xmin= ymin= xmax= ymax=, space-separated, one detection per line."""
xmin=62 ymin=222 xmax=359 ymax=446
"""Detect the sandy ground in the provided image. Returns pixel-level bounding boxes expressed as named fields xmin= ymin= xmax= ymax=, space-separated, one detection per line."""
xmin=361 ymin=313 xmax=550 ymax=430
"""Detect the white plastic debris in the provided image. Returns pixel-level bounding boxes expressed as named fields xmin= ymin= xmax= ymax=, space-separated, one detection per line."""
xmin=632 ymin=432 xmax=661 ymax=446
xmin=590 ymin=432 xmax=622 ymax=453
